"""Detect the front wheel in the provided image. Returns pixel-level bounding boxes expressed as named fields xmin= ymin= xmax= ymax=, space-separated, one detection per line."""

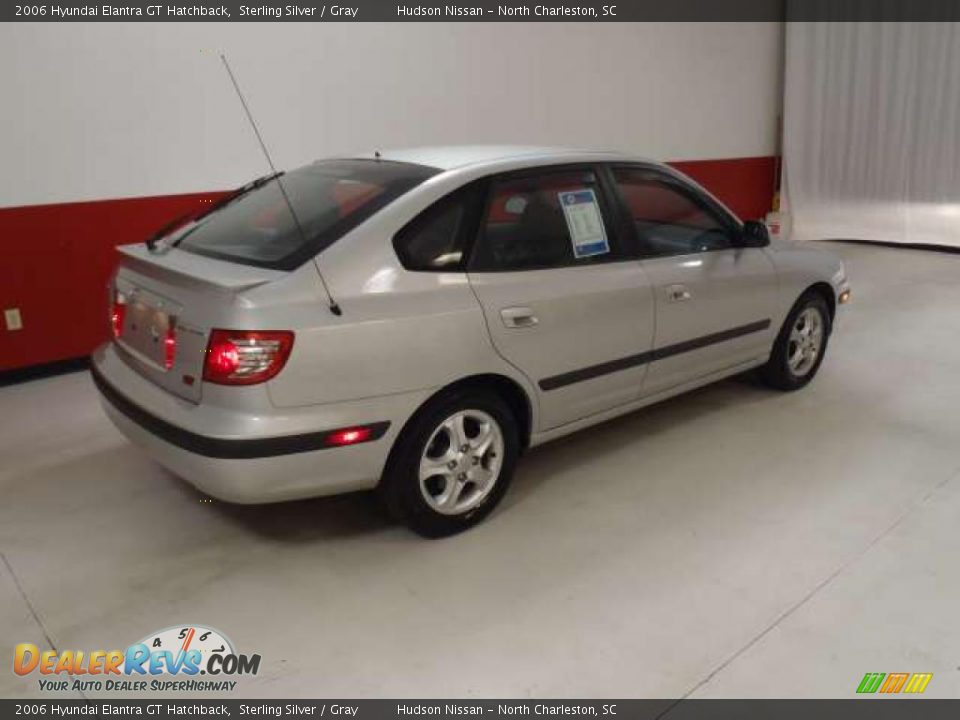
xmin=379 ymin=390 xmax=519 ymax=537
xmin=760 ymin=293 xmax=831 ymax=391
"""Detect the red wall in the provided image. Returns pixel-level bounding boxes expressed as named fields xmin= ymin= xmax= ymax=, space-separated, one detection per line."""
xmin=0 ymin=156 xmax=775 ymax=373
xmin=0 ymin=192 xmax=226 ymax=372
xmin=670 ymin=156 xmax=777 ymax=221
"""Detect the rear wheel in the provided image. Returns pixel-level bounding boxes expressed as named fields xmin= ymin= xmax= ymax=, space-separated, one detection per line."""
xmin=761 ymin=292 xmax=831 ymax=391
xmin=380 ymin=390 xmax=519 ymax=537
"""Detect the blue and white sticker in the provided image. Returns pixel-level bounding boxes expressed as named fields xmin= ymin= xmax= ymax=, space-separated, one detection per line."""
xmin=558 ymin=189 xmax=609 ymax=258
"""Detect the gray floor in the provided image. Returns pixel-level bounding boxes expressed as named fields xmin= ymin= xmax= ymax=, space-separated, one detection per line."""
xmin=2 ymin=241 xmax=959 ymax=699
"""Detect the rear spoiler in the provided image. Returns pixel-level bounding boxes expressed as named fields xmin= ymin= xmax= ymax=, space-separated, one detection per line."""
xmin=117 ymin=245 xmax=285 ymax=294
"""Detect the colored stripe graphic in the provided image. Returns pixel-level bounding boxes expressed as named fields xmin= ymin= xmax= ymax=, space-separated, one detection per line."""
xmin=857 ymin=673 xmax=886 ymax=694
xmin=903 ymin=673 xmax=933 ymax=694
xmin=856 ymin=672 xmax=932 ymax=694
xmin=879 ymin=673 xmax=909 ymax=693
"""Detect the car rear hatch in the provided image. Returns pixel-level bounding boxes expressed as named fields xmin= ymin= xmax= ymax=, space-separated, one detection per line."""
xmin=111 ymin=244 xmax=285 ymax=403
xmin=107 ymin=159 xmax=441 ymax=403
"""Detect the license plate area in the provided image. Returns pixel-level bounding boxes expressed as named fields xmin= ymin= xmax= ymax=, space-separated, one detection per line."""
xmin=116 ymin=284 xmax=181 ymax=372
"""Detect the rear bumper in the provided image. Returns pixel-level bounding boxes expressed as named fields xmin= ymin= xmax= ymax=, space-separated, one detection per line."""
xmin=91 ymin=344 xmax=426 ymax=503
xmin=91 ymin=366 xmax=389 ymax=459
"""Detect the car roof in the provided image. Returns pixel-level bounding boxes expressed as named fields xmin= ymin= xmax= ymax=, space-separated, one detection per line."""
xmin=349 ymin=145 xmax=655 ymax=171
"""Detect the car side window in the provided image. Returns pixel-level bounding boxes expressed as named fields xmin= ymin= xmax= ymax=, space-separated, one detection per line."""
xmin=612 ymin=167 xmax=736 ymax=257
xmin=393 ymin=186 xmax=480 ymax=271
xmin=471 ymin=170 xmax=617 ymax=271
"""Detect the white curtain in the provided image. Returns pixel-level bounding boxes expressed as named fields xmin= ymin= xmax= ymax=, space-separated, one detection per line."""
xmin=783 ymin=22 xmax=960 ymax=247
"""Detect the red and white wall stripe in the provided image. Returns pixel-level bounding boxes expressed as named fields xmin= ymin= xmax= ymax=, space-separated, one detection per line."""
xmin=0 ymin=23 xmax=782 ymax=371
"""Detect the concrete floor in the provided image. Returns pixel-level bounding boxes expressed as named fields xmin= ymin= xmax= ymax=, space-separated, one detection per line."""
xmin=2 ymin=241 xmax=959 ymax=699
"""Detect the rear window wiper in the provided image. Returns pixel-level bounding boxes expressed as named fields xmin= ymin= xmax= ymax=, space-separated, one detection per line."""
xmin=145 ymin=171 xmax=284 ymax=251
xmin=197 ymin=171 xmax=285 ymax=219
xmin=145 ymin=210 xmax=197 ymax=251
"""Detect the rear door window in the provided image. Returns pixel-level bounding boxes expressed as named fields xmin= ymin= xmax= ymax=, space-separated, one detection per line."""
xmin=470 ymin=169 xmax=621 ymax=271
xmin=177 ymin=159 xmax=438 ymax=270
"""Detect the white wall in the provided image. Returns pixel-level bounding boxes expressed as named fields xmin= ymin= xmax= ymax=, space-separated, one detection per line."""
xmin=0 ymin=22 xmax=782 ymax=208
xmin=784 ymin=22 xmax=960 ymax=246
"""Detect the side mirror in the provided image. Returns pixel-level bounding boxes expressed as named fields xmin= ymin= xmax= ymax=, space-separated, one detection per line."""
xmin=741 ymin=220 xmax=770 ymax=248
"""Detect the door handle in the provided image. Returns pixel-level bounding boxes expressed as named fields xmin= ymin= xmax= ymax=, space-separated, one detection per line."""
xmin=666 ymin=284 xmax=692 ymax=302
xmin=500 ymin=306 xmax=539 ymax=328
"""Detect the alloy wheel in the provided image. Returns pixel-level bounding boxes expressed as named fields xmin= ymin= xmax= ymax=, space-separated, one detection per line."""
xmin=787 ymin=307 xmax=824 ymax=377
xmin=418 ymin=409 xmax=505 ymax=515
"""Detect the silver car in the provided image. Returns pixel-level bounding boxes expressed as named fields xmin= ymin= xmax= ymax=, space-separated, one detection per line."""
xmin=92 ymin=146 xmax=850 ymax=536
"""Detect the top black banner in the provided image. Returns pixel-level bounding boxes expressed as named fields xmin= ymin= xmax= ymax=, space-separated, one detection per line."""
xmin=6 ymin=0 xmax=960 ymax=22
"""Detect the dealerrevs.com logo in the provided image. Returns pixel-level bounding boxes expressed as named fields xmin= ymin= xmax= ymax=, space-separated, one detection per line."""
xmin=14 ymin=625 xmax=260 ymax=693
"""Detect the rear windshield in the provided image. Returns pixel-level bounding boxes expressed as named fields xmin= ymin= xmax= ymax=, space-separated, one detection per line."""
xmin=176 ymin=159 xmax=438 ymax=270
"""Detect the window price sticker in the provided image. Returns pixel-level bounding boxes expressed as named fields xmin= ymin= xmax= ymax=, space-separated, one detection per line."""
xmin=558 ymin=189 xmax=610 ymax=258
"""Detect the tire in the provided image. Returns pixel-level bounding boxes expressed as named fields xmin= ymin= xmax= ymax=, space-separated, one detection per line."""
xmin=760 ymin=292 xmax=832 ymax=391
xmin=379 ymin=389 xmax=520 ymax=538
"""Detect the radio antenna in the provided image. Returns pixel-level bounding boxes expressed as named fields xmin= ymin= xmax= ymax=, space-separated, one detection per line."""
xmin=219 ymin=53 xmax=342 ymax=316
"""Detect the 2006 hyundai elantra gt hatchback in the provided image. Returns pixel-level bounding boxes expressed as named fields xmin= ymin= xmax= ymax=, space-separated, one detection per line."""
xmin=92 ymin=146 xmax=850 ymax=536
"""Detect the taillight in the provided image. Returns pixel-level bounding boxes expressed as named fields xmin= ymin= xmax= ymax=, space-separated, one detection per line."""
xmin=164 ymin=325 xmax=177 ymax=370
xmin=111 ymin=291 xmax=127 ymax=339
xmin=203 ymin=330 xmax=294 ymax=385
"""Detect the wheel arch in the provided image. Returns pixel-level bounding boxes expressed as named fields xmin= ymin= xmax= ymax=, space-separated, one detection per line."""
xmin=429 ymin=374 xmax=532 ymax=449
xmin=381 ymin=374 xmax=534 ymax=484
xmin=802 ymin=282 xmax=837 ymax=324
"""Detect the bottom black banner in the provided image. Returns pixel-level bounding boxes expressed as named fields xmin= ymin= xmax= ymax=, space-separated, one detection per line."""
xmin=2 ymin=700 xmax=959 ymax=720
